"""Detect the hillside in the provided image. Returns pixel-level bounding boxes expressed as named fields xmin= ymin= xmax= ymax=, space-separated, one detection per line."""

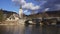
xmin=46 ymin=10 xmax=60 ymax=17
xmin=24 ymin=10 xmax=60 ymax=18
xmin=0 ymin=9 xmax=18 ymax=22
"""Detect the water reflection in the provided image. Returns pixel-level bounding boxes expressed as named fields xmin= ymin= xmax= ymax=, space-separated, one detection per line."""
xmin=0 ymin=25 xmax=60 ymax=34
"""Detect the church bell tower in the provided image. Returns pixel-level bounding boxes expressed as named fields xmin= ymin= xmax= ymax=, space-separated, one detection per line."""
xmin=19 ymin=5 xmax=23 ymax=18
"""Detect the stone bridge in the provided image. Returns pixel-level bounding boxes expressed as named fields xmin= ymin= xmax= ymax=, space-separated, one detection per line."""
xmin=19 ymin=17 xmax=60 ymax=25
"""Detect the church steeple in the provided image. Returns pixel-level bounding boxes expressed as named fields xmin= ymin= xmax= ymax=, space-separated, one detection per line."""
xmin=19 ymin=5 xmax=23 ymax=18
xmin=20 ymin=5 xmax=22 ymax=9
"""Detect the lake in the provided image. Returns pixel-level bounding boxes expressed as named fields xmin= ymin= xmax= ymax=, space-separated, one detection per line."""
xmin=0 ymin=24 xmax=60 ymax=34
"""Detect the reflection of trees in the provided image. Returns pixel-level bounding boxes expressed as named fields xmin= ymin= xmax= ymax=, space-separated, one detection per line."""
xmin=31 ymin=25 xmax=42 ymax=34
xmin=42 ymin=26 xmax=59 ymax=34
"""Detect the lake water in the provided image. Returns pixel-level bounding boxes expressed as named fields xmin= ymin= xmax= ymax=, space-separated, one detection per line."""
xmin=0 ymin=24 xmax=60 ymax=34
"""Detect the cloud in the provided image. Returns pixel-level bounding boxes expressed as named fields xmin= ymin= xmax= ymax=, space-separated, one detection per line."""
xmin=22 ymin=3 xmax=40 ymax=10
xmin=24 ymin=10 xmax=28 ymax=13
xmin=12 ymin=0 xmax=26 ymax=5
xmin=23 ymin=10 xmax=31 ymax=15
xmin=12 ymin=0 xmax=40 ymax=10
xmin=55 ymin=4 xmax=60 ymax=10
xmin=12 ymin=0 xmax=49 ymax=15
xmin=42 ymin=0 xmax=60 ymax=11
xmin=44 ymin=8 xmax=50 ymax=11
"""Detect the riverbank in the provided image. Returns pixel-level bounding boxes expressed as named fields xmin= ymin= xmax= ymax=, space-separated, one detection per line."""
xmin=0 ymin=21 xmax=19 ymax=25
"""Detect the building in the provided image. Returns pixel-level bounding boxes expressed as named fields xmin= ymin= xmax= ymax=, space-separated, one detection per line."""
xmin=19 ymin=5 xmax=23 ymax=18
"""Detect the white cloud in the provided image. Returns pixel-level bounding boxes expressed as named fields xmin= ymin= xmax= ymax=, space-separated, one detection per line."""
xmin=44 ymin=8 xmax=50 ymax=11
xmin=22 ymin=3 xmax=40 ymax=10
xmin=12 ymin=0 xmax=26 ymax=5
xmin=12 ymin=0 xmax=48 ymax=15
xmin=12 ymin=0 xmax=40 ymax=10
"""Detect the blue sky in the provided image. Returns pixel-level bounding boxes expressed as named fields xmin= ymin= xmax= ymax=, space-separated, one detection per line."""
xmin=0 ymin=0 xmax=19 ymax=13
xmin=0 ymin=0 xmax=60 ymax=15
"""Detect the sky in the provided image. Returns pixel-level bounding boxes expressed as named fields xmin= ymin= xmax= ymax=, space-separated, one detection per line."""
xmin=0 ymin=0 xmax=19 ymax=13
xmin=0 ymin=0 xmax=60 ymax=15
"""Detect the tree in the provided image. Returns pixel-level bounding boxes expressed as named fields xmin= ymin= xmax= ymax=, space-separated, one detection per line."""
xmin=0 ymin=9 xmax=3 ymax=22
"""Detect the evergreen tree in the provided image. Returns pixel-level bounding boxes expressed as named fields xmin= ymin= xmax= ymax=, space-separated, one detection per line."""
xmin=0 ymin=9 xmax=3 ymax=22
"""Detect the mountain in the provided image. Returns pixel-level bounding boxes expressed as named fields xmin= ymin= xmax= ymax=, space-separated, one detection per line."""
xmin=46 ymin=10 xmax=60 ymax=17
